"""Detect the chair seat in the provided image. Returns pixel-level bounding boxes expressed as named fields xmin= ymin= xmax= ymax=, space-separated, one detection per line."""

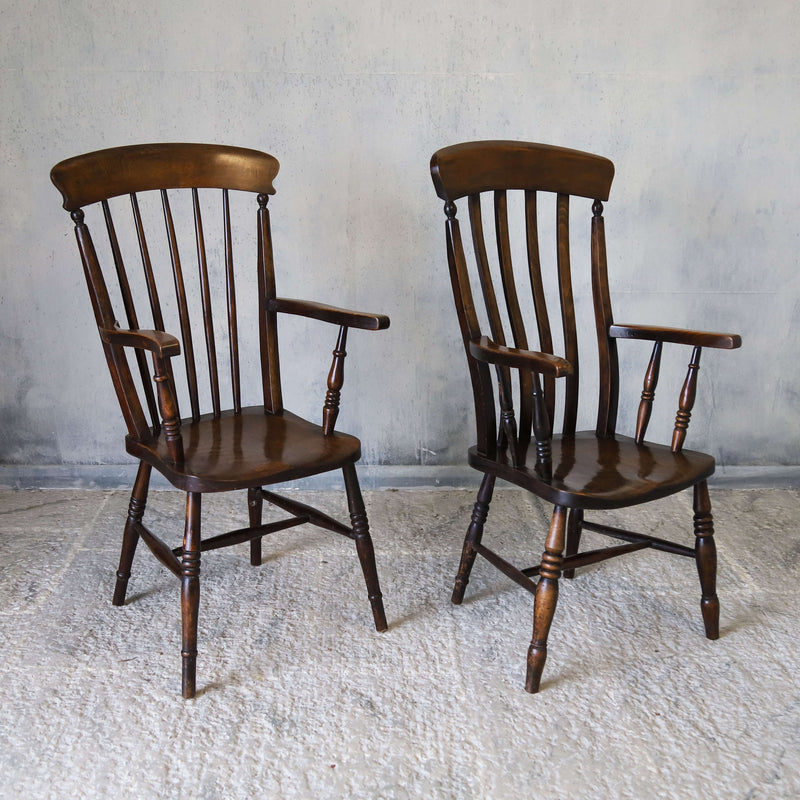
xmin=127 ymin=407 xmax=361 ymax=493
xmin=469 ymin=431 xmax=715 ymax=510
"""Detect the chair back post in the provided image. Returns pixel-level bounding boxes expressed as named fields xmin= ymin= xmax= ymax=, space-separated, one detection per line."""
xmin=257 ymin=192 xmax=283 ymax=414
xmin=444 ymin=201 xmax=498 ymax=458
xmin=591 ymin=199 xmax=620 ymax=437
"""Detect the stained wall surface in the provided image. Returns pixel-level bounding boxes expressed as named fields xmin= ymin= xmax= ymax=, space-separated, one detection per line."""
xmin=1 ymin=1 xmax=798 ymax=473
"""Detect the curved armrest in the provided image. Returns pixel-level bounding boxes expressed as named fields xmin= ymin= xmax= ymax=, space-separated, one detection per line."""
xmin=270 ymin=298 xmax=390 ymax=331
xmin=100 ymin=327 xmax=181 ymax=358
xmin=609 ymin=324 xmax=741 ymax=350
xmin=469 ymin=337 xmax=572 ymax=377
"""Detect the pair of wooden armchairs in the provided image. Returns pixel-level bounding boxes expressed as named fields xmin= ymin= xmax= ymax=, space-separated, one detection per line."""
xmin=51 ymin=141 xmax=739 ymax=698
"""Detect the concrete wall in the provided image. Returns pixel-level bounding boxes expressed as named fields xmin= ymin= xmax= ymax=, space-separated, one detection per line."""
xmin=1 ymin=0 xmax=798 ymax=478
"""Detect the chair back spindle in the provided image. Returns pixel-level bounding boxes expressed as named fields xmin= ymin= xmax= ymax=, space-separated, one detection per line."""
xmin=50 ymin=143 xmax=281 ymax=439
xmin=431 ymin=141 xmax=615 ymax=457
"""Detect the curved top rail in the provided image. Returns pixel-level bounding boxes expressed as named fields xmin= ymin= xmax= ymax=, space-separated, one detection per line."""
xmin=430 ymin=140 xmax=614 ymax=202
xmin=51 ymin=142 xmax=279 ymax=210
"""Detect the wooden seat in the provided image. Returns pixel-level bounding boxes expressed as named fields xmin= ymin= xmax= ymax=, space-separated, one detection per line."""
xmin=430 ymin=140 xmax=741 ymax=692
xmin=51 ymin=143 xmax=389 ymax=698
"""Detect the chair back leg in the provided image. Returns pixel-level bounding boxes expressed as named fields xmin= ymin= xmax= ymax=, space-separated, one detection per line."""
xmin=693 ymin=480 xmax=719 ymax=639
xmin=562 ymin=508 xmax=584 ymax=580
xmin=452 ymin=473 xmax=495 ymax=604
xmin=113 ymin=462 xmax=152 ymax=606
xmin=248 ymin=486 xmax=264 ymax=566
xmin=181 ymin=492 xmax=202 ymax=699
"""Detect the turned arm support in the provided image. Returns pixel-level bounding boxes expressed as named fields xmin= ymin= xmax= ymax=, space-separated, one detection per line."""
xmin=99 ymin=326 xmax=184 ymax=464
xmin=269 ymin=299 xmax=390 ymax=435
xmin=610 ymin=324 xmax=741 ymax=451
xmin=469 ymin=337 xmax=572 ymax=478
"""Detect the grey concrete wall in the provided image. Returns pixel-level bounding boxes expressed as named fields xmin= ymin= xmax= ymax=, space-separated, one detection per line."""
xmin=1 ymin=0 xmax=798 ymax=476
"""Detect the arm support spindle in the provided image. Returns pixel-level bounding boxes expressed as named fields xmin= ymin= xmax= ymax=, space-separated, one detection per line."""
xmin=635 ymin=340 xmax=662 ymax=444
xmin=322 ymin=325 xmax=348 ymax=436
xmin=672 ymin=346 xmax=702 ymax=453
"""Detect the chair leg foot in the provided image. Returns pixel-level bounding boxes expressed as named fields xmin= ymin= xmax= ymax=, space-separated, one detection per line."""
xmin=694 ymin=481 xmax=719 ymax=640
xmin=452 ymin=474 xmax=495 ymax=605
xmin=181 ymin=492 xmax=201 ymax=699
xmin=248 ymin=487 xmax=263 ymax=567
xmin=525 ymin=506 xmax=567 ymax=693
xmin=343 ymin=464 xmax=388 ymax=632
xmin=113 ymin=462 xmax=151 ymax=606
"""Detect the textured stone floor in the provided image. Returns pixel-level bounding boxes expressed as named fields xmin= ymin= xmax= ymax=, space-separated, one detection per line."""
xmin=0 ymin=487 xmax=798 ymax=799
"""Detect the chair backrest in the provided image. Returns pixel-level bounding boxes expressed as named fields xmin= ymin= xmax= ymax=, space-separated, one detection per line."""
xmin=51 ymin=143 xmax=282 ymax=442
xmin=430 ymin=140 xmax=616 ymax=458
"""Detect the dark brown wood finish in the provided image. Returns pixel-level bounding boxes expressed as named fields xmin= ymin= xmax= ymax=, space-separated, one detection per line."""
xmin=431 ymin=140 xmax=741 ymax=693
xmin=51 ymin=143 xmax=390 ymax=698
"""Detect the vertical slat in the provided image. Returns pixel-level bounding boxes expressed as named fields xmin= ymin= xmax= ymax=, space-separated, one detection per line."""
xmin=445 ymin=203 xmax=496 ymax=458
xmin=256 ymin=194 xmax=282 ymax=413
xmin=468 ymin=194 xmax=506 ymax=346
xmin=162 ymin=189 xmax=200 ymax=421
xmin=102 ymin=200 xmax=160 ymax=432
xmin=469 ymin=193 xmax=510 ymax=451
xmin=223 ymin=190 xmax=241 ymax=414
xmin=494 ymin=190 xmax=531 ymax=461
xmin=556 ymin=194 xmax=579 ymax=435
xmin=130 ymin=193 xmax=166 ymax=331
xmin=525 ymin=191 xmax=555 ymax=427
xmin=192 ymin=189 xmax=220 ymax=418
xmin=591 ymin=200 xmax=619 ymax=436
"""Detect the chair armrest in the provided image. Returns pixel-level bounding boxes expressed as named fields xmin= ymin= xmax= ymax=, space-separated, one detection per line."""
xmin=100 ymin=327 xmax=181 ymax=358
xmin=270 ymin=298 xmax=390 ymax=331
xmin=609 ymin=324 xmax=741 ymax=350
xmin=469 ymin=337 xmax=572 ymax=377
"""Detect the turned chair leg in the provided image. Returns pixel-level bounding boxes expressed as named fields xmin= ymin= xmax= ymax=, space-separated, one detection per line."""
xmin=342 ymin=463 xmax=387 ymax=632
xmin=526 ymin=505 xmax=567 ymax=693
xmin=693 ymin=480 xmax=719 ymax=640
xmin=113 ymin=461 xmax=151 ymax=606
xmin=181 ymin=492 xmax=202 ymax=699
xmin=563 ymin=508 xmax=583 ymax=580
xmin=248 ymin=486 xmax=263 ymax=566
xmin=452 ymin=473 xmax=495 ymax=604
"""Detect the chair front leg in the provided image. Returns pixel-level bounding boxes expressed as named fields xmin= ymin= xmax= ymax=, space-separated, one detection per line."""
xmin=113 ymin=461 xmax=151 ymax=606
xmin=248 ymin=486 xmax=264 ymax=566
xmin=693 ymin=480 xmax=719 ymax=640
xmin=452 ymin=473 xmax=495 ymax=604
xmin=342 ymin=462 xmax=387 ymax=632
xmin=182 ymin=492 xmax=202 ymax=699
xmin=526 ymin=505 xmax=567 ymax=693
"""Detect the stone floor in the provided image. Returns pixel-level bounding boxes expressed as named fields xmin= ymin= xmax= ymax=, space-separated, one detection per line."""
xmin=0 ymin=486 xmax=798 ymax=799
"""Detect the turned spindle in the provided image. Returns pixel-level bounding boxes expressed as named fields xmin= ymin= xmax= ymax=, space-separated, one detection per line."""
xmin=531 ymin=371 xmax=552 ymax=480
xmin=322 ymin=325 xmax=348 ymax=435
xmin=153 ymin=356 xmax=183 ymax=464
xmin=672 ymin=346 xmax=702 ymax=452
xmin=635 ymin=340 xmax=662 ymax=444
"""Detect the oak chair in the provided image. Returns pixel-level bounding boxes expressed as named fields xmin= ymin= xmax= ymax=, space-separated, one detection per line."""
xmin=51 ymin=143 xmax=389 ymax=698
xmin=430 ymin=140 xmax=741 ymax=692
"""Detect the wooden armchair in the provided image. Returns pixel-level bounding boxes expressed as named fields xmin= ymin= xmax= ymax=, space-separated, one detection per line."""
xmin=430 ymin=140 xmax=741 ymax=692
xmin=51 ymin=143 xmax=389 ymax=698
